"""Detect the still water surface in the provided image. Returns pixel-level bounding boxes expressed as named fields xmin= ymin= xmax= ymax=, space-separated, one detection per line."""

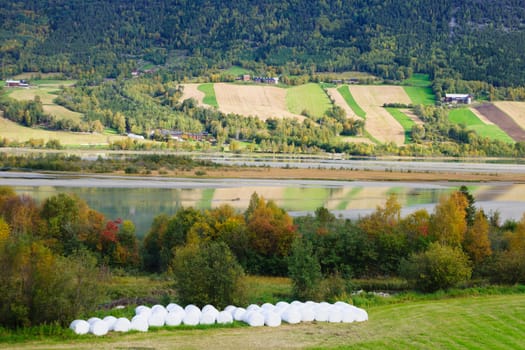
xmin=5 ymin=173 xmax=524 ymax=238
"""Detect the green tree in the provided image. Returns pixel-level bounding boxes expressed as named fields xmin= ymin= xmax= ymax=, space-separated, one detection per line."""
xmin=288 ymin=238 xmax=322 ymax=300
xmin=400 ymin=242 xmax=472 ymax=292
xmin=172 ymin=241 xmax=246 ymax=308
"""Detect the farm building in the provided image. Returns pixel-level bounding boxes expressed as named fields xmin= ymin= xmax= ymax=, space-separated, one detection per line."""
xmin=5 ymin=79 xmax=29 ymax=87
xmin=444 ymin=93 xmax=472 ymax=104
xmin=253 ymin=76 xmax=279 ymax=84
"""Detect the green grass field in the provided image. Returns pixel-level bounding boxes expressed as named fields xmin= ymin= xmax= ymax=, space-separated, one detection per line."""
xmin=6 ymin=293 xmax=525 ymax=349
xmin=403 ymin=74 xmax=435 ymax=105
xmin=223 ymin=66 xmax=251 ymax=76
xmin=336 ymin=85 xmax=366 ymax=118
xmin=198 ymin=83 xmax=219 ymax=108
xmin=385 ymin=108 xmax=416 ymax=143
xmin=448 ymin=108 xmax=514 ymax=143
xmin=286 ymin=83 xmax=332 ymax=118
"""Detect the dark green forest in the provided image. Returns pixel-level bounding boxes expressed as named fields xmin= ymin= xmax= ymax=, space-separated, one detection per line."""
xmin=2 ymin=0 xmax=525 ymax=86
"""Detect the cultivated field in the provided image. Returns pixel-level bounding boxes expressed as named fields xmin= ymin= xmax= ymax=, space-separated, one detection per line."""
xmin=326 ymin=87 xmax=358 ymax=118
xmin=348 ymin=86 xmax=412 ymax=145
xmin=7 ymin=80 xmax=81 ymax=122
xmin=286 ymin=83 xmax=332 ymax=118
xmin=180 ymin=84 xmax=206 ymax=105
xmin=448 ymin=108 xmax=514 ymax=143
xmin=214 ymin=83 xmax=305 ymax=120
xmin=493 ymin=101 xmax=525 ymax=132
xmin=0 ymin=116 xmax=125 ymax=146
xmin=475 ymin=104 xmax=525 ymax=142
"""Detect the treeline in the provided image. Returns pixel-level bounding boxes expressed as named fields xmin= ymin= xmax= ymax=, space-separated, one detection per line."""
xmin=2 ymin=1 xmax=525 ymax=86
xmin=2 ymin=185 xmax=525 ymax=327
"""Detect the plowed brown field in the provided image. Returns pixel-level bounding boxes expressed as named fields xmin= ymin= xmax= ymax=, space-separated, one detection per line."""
xmin=475 ymin=103 xmax=525 ymax=142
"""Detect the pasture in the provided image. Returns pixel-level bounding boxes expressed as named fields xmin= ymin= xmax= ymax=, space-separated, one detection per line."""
xmin=448 ymin=108 xmax=514 ymax=143
xmin=348 ymin=85 xmax=411 ymax=145
xmin=286 ymin=83 xmax=332 ymax=118
xmin=213 ymin=83 xmax=304 ymax=120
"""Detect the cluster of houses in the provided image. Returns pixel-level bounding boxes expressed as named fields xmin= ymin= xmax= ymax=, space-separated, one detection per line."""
xmin=148 ymin=129 xmax=215 ymax=142
xmin=237 ymin=74 xmax=279 ymax=84
xmin=5 ymin=79 xmax=29 ymax=88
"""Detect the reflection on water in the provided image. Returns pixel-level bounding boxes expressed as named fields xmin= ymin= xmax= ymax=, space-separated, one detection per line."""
xmin=14 ymin=182 xmax=525 ymax=238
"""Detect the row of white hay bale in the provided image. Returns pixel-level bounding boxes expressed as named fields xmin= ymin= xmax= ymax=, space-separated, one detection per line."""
xmin=70 ymin=301 xmax=368 ymax=336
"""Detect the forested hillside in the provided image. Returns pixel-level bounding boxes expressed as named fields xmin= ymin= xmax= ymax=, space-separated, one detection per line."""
xmin=2 ymin=0 xmax=525 ymax=85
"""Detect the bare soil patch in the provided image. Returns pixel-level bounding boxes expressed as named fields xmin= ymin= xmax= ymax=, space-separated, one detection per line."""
xmin=474 ymin=104 xmax=525 ymax=142
xmin=214 ymin=83 xmax=305 ymax=121
xmin=180 ymin=84 xmax=206 ymax=105
xmin=348 ymin=86 xmax=411 ymax=145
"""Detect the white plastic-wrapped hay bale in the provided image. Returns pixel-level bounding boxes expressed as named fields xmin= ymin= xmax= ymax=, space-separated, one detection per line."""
xmin=328 ymin=306 xmax=343 ymax=323
xmin=69 ymin=320 xmax=90 ymax=335
xmin=261 ymin=303 xmax=275 ymax=312
xmin=244 ymin=310 xmax=265 ymax=327
xmin=165 ymin=310 xmax=184 ymax=326
xmin=300 ymin=306 xmax=316 ymax=322
xmin=135 ymin=305 xmax=152 ymax=318
xmin=224 ymin=305 xmax=237 ymax=316
xmin=313 ymin=304 xmax=330 ymax=322
xmin=275 ymin=301 xmax=289 ymax=309
xmin=130 ymin=315 xmax=149 ymax=332
xmin=166 ymin=303 xmax=184 ymax=313
xmin=148 ymin=310 xmax=166 ymax=327
xmin=199 ymin=310 xmax=217 ymax=325
xmin=351 ymin=306 xmax=368 ymax=322
xmin=87 ymin=317 xmax=102 ymax=325
xmin=183 ymin=308 xmax=201 ymax=326
xmin=113 ymin=317 xmax=131 ymax=332
xmin=89 ymin=319 xmax=109 ymax=336
xmin=281 ymin=306 xmax=301 ymax=324
xmin=201 ymin=304 xmax=219 ymax=325
xmin=246 ymin=304 xmax=261 ymax=312
xmin=264 ymin=311 xmax=281 ymax=327
xmin=233 ymin=307 xmax=246 ymax=321
xmin=217 ymin=310 xmax=234 ymax=324
xmin=102 ymin=316 xmax=117 ymax=331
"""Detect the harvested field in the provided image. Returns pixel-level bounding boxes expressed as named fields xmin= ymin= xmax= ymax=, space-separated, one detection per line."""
xmin=326 ymin=87 xmax=357 ymax=118
xmin=493 ymin=101 xmax=525 ymax=131
xmin=214 ymin=83 xmax=304 ymax=120
xmin=180 ymin=84 xmax=206 ymax=105
xmin=475 ymin=103 xmax=525 ymax=142
xmin=348 ymin=86 xmax=412 ymax=145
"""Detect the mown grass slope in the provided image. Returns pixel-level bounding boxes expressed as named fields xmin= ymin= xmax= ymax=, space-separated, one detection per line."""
xmin=198 ymin=83 xmax=219 ymax=108
xmin=337 ymin=85 xmax=366 ymax=118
